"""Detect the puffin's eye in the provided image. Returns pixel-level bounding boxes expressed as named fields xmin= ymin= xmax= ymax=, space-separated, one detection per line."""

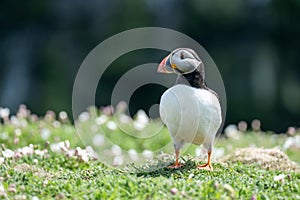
xmin=180 ymin=52 xmax=184 ymax=60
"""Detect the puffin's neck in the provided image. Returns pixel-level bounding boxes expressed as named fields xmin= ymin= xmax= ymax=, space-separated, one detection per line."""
xmin=176 ymin=70 xmax=207 ymax=89
xmin=183 ymin=70 xmax=207 ymax=89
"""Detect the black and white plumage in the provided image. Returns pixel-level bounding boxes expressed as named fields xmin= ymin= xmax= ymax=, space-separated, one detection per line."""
xmin=158 ymin=48 xmax=222 ymax=170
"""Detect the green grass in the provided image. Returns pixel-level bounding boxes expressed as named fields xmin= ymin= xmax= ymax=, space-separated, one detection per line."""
xmin=0 ymin=107 xmax=300 ymax=199
xmin=1 ymin=153 xmax=300 ymax=199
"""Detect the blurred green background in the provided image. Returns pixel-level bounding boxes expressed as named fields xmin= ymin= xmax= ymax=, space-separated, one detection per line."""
xmin=0 ymin=0 xmax=299 ymax=132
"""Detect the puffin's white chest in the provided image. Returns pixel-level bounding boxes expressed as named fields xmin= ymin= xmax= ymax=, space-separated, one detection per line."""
xmin=159 ymin=84 xmax=222 ymax=145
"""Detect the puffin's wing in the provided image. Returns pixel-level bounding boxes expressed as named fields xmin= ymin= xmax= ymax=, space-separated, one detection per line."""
xmin=159 ymin=88 xmax=181 ymax=135
xmin=159 ymin=85 xmax=202 ymax=143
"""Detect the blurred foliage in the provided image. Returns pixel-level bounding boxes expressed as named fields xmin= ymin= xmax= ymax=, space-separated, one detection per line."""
xmin=1 ymin=105 xmax=300 ymax=166
xmin=0 ymin=0 xmax=300 ymax=132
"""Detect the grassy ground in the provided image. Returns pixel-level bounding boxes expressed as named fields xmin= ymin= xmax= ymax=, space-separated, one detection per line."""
xmin=0 ymin=106 xmax=300 ymax=199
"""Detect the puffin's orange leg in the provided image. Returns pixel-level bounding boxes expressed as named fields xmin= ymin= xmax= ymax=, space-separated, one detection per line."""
xmin=197 ymin=151 xmax=213 ymax=171
xmin=168 ymin=148 xmax=183 ymax=169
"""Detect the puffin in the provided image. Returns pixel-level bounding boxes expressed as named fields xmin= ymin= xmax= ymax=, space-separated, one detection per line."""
xmin=158 ymin=48 xmax=222 ymax=171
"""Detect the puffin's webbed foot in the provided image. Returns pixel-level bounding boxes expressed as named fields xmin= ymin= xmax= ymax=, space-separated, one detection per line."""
xmin=168 ymin=148 xmax=183 ymax=169
xmin=197 ymin=151 xmax=213 ymax=171
xmin=197 ymin=162 xmax=213 ymax=171
xmin=168 ymin=161 xmax=183 ymax=169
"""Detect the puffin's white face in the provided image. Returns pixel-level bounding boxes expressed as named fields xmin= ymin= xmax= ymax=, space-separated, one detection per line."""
xmin=158 ymin=48 xmax=202 ymax=74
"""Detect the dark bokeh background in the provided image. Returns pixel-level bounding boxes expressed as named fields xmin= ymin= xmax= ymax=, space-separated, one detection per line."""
xmin=0 ymin=0 xmax=299 ymax=132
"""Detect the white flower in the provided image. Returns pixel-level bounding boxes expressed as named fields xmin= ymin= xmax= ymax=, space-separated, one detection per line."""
xmin=34 ymin=149 xmax=45 ymax=157
xmin=118 ymin=114 xmax=131 ymax=124
xmin=66 ymin=149 xmax=75 ymax=157
xmin=107 ymin=121 xmax=117 ymax=130
xmin=2 ymin=149 xmax=14 ymax=158
xmin=136 ymin=110 xmax=149 ymax=124
xmin=283 ymin=138 xmax=293 ymax=150
xmin=79 ymin=112 xmax=90 ymax=122
xmin=75 ymin=147 xmax=89 ymax=162
xmin=59 ymin=141 xmax=68 ymax=152
xmin=111 ymin=145 xmax=122 ymax=156
xmin=283 ymin=135 xmax=300 ymax=150
xmin=113 ymin=156 xmax=124 ymax=166
xmin=32 ymin=196 xmax=39 ymax=200
xmin=75 ymin=147 xmax=84 ymax=156
xmin=21 ymin=146 xmax=34 ymax=155
xmin=133 ymin=110 xmax=149 ymax=130
xmin=43 ymin=180 xmax=48 ymax=186
xmin=195 ymin=147 xmax=206 ymax=158
xmin=81 ymin=154 xmax=89 ymax=162
xmin=14 ymin=129 xmax=22 ymax=136
xmin=14 ymin=151 xmax=22 ymax=158
xmin=0 ymin=132 xmax=8 ymax=140
xmin=33 ymin=159 xmax=38 ymax=164
xmin=50 ymin=143 xmax=61 ymax=153
xmin=188 ymin=173 xmax=194 ymax=179
xmin=274 ymin=174 xmax=285 ymax=181
xmin=142 ymin=150 xmax=153 ymax=159
xmin=128 ymin=149 xmax=138 ymax=161
xmin=86 ymin=146 xmax=95 ymax=156
xmin=0 ymin=157 xmax=4 ymax=163
xmin=40 ymin=128 xmax=51 ymax=140
xmin=93 ymin=134 xmax=105 ymax=147
xmin=17 ymin=104 xmax=29 ymax=118
xmin=0 ymin=107 xmax=10 ymax=118
xmin=116 ymin=101 xmax=128 ymax=113
xmin=10 ymin=116 xmax=27 ymax=128
xmin=95 ymin=115 xmax=107 ymax=125
xmin=86 ymin=146 xmax=98 ymax=160
xmin=14 ymin=137 xmax=19 ymax=145
xmin=213 ymin=147 xmax=225 ymax=159
xmin=170 ymin=188 xmax=178 ymax=195
xmin=65 ymin=140 xmax=70 ymax=149
xmin=133 ymin=122 xmax=145 ymax=131
xmin=53 ymin=121 xmax=61 ymax=128
xmin=0 ymin=183 xmax=4 ymax=192
xmin=224 ymin=124 xmax=240 ymax=139
xmin=59 ymin=111 xmax=68 ymax=121
xmin=10 ymin=116 xmax=20 ymax=127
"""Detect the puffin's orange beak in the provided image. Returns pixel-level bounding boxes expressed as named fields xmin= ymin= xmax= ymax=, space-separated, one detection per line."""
xmin=157 ymin=54 xmax=172 ymax=73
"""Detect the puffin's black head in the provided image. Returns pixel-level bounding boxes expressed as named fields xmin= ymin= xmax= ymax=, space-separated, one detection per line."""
xmin=158 ymin=48 xmax=206 ymax=88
